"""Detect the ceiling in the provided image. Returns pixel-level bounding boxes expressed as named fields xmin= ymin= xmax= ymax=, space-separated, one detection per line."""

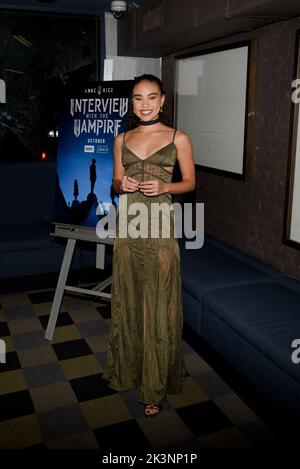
xmin=0 ymin=0 xmax=145 ymax=15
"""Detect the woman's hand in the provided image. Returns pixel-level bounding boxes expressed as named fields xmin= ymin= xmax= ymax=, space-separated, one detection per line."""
xmin=139 ymin=180 xmax=167 ymax=196
xmin=121 ymin=175 xmax=139 ymax=192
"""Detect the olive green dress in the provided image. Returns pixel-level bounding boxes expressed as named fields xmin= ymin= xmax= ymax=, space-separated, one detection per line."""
xmin=102 ymin=128 xmax=186 ymax=405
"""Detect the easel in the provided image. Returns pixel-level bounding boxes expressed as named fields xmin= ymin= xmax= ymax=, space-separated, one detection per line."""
xmin=45 ymin=223 xmax=114 ymax=341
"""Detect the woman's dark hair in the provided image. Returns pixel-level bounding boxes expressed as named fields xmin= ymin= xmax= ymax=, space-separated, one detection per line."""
xmin=130 ymin=73 xmax=165 ymax=98
xmin=126 ymin=73 xmax=172 ymax=130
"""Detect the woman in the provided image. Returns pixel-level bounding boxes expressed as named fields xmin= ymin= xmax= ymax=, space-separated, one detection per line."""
xmin=102 ymin=73 xmax=196 ymax=417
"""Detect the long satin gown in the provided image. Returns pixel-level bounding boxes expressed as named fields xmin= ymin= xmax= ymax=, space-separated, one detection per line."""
xmin=102 ymin=128 xmax=186 ymax=405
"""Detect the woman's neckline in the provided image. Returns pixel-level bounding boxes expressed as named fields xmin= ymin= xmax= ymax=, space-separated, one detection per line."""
xmin=122 ymin=141 xmax=176 ymax=161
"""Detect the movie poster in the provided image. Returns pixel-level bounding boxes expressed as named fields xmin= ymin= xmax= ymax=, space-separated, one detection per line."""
xmin=54 ymin=80 xmax=133 ymax=228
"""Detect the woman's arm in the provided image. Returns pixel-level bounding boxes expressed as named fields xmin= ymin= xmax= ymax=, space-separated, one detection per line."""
xmin=112 ymin=133 xmax=125 ymax=194
xmin=113 ymin=133 xmax=139 ymax=193
xmin=164 ymin=130 xmax=196 ymax=195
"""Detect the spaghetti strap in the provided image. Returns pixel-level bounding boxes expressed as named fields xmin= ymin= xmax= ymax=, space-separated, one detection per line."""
xmin=172 ymin=128 xmax=177 ymax=142
xmin=123 ymin=131 xmax=127 ymax=143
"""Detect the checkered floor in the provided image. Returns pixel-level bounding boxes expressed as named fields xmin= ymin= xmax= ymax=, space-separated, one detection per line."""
xmin=0 ymin=286 xmax=284 ymax=450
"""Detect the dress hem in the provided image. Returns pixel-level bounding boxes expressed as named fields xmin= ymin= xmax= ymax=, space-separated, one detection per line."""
xmin=102 ymin=372 xmax=187 ymax=405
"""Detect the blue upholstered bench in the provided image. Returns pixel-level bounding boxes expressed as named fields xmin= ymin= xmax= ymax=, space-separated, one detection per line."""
xmin=180 ymin=233 xmax=300 ymax=418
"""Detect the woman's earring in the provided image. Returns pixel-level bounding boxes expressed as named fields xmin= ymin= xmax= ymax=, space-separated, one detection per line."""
xmin=160 ymin=107 xmax=163 ymax=113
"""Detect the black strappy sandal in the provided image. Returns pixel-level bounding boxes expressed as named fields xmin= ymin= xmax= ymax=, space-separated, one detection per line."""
xmin=144 ymin=403 xmax=162 ymax=418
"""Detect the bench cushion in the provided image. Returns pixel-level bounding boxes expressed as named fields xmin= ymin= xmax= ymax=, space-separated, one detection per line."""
xmin=202 ymin=280 xmax=300 ymax=384
xmin=180 ymin=239 xmax=281 ymax=303
xmin=204 ymin=233 xmax=283 ymax=278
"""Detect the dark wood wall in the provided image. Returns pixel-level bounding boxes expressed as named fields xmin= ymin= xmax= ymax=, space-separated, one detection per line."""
xmin=162 ymin=16 xmax=300 ymax=281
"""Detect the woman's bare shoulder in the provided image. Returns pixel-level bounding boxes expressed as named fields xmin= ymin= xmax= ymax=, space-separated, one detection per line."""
xmin=163 ymin=125 xmax=189 ymax=137
xmin=115 ymin=132 xmax=125 ymax=145
xmin=174 ymin=129 xmax=191 ymax=144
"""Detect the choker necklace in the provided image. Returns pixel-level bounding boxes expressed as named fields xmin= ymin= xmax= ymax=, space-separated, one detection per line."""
xmin=139 ymin=117 xmax=160 ymax=126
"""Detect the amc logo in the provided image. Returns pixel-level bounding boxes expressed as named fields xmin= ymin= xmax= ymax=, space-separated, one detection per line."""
xmin=0 ymin=339 xmax=6 ymax=364
xmin=0 ymin=79 xmax=6 ymax=104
